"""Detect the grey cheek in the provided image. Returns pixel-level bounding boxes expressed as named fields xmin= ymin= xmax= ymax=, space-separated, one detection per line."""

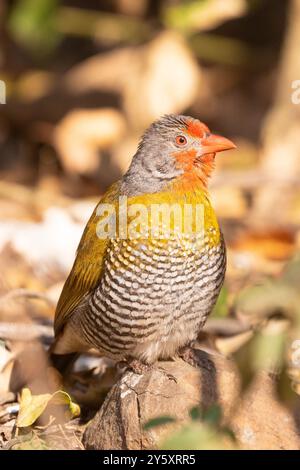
xmin=155 ymin=161 xmax=170 ymax=174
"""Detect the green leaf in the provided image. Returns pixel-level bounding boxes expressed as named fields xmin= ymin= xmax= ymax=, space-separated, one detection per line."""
xmin=162 ymin=0 xmax=247 ymax=33
xmin=201 ymin=404 xmax=222 ymax=425
xmin=189 ymin=404 xmax=222 ymax=424
xmin=189 ymin=406 xmax=201 ymax=421
xmin=236 ymin=281 xmax=298 ymax=320
xmin=160 ymin=422 xmax=235 ymax=450
xmin=211 ymin=286 xmax=229 ymax=318
xmin=143 ymin=415 xmax=176 ymax=430
xmin=251 ymin=329 xmax=286 ymax=372
xmin=234 ymin=326 xmax=287 ymax=390
xmin=9 ymin=0 xmax=60 ymax=55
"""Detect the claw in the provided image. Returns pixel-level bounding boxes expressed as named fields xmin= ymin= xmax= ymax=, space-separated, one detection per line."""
xmin=119 ymin=359 xmax=177 ymax=382
xmin=178 ymin=346 xmax=215 ymax=372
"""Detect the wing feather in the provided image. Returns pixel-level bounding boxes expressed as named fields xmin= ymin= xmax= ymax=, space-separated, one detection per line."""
xmin=54 ymin=181 xmax=120 ymax=336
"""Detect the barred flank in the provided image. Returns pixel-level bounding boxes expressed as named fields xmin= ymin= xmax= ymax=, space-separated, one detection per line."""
xmin=79 ymin=230 xmax=226 ymax=361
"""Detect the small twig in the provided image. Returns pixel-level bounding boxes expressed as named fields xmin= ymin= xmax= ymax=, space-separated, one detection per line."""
xmin=2 ymin=433 xmax=33 ymax=450
xmin=58 ymin=424 xmax=69 ymax=441
xmin=72 ymin=432 xmax=85 ymax=450
xmin=57 ymin=7 xmax=151 ymax=43
xmin=0 ymin=180 xmax=71 ymax=209
xmin=0 ymin=288 xmax=56 ymax=307
xmin=0 ymin=322 xmax=53 ymax=342
xmin=204 ymin=318 xmax=252 ymax=337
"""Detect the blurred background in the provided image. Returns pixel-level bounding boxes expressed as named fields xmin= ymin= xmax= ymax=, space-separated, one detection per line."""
xmin=1 ymin=0 xmax=300 ymax=450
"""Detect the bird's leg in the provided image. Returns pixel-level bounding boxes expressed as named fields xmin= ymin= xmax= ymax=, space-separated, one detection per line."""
xmin=118 ymin=358 xmax=177 ymax=382
xmin=178 ymin=346 xmax=200 ymax=368
xmin=178 ymin=346 xmax=215 ymax=372
xmin=128 ymin=358 xmax=154 ymax=374
xmin=156 ymin=366 xmax=177 ymax=383
xmin=118 ymin=358 xmax=153 ymax=375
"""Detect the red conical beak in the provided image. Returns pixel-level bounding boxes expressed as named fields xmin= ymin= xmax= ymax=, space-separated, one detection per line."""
xmin=201 ymin=133 xmax=236 ymax=155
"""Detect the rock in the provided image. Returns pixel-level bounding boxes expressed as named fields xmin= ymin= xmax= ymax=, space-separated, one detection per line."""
xmin=83 ymin=350 xmax=240 ymax=450
xmin=232 ymin=372 xmax=300 ymax=450
xmin=83 ymin=350 xmax=300 ymax=450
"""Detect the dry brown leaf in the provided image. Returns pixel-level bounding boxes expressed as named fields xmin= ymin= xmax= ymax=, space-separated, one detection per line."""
xmin=211 ymin=186 xmax=247 ymax=219
xmin=64 ymin=48 xmax=132 ymax=95
xmin=53 ymin=108 xmax=126 ymax=174
xmin=16 ymin=70 xmax=55 ymax=102
xmin=123 ymin=31 xmax=200 ymax=128
xmin=216 ymin=330 xmax=254 ymax=356
xmin=232 ymin=229 xmax=296 ymax=261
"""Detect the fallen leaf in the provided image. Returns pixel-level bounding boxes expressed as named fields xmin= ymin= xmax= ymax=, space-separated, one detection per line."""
xmin=216 ymin=330 xmax=254 ymax=356
xmin=232 ymin=229 xmax=296 ymax=261
xmin=123 ymin=31 xmax=200 ymax=128
xmin=160 ymin=421 xmax=236 ymax=450
xmin=53 ymin=108 xmax=126 ymax=174
xmin=211 ymin=186 xmax=247 ymax=219
xmin=143 ymin=415 xmax=176 ymax=431
xmin=16 ymin=388 xmax=80 ymax=428
xmin=162 ymin=0 xmax=247 ymax=32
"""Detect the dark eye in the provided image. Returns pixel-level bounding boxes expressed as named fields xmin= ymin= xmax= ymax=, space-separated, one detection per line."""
xmin=175 ymin=135 xmax=187 ymax=146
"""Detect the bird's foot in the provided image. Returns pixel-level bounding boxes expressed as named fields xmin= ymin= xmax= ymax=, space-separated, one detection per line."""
xmin=178 ymin=346 xmax=214 ymax=371
xmin=118 ymin=358 xmax=177 ymax=382
xmin=129 ymin=359 xmax=153 ymax=375
xmin=118 ymin=358 xmax=153 ymax=375
xmin=157 ymin=367 xmax=177 ymax=383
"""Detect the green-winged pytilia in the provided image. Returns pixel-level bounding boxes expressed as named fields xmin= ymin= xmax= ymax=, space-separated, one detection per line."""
xmin=51 ymin=115 xmax=236 ymax=373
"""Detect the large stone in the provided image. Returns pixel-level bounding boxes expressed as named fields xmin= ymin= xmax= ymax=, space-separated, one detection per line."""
xmin=83 ymin=350 xmax=300 ymax=450
xmin=232 ymin=372 xmax=300 ymax=450
xmin=83 ymin=350 xmax=239 ymax=450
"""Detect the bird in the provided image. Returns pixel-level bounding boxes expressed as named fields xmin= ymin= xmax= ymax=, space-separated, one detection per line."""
xmin=51 ymin=114 xmax=236 ymax=374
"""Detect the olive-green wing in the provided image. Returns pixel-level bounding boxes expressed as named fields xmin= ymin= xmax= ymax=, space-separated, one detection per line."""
xmin=54 ymin=181 xmax=120 ymax=337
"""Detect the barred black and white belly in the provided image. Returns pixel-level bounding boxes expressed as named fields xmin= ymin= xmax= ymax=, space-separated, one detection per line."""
xmin=79 ymin=230 xmax=226 ymax=363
